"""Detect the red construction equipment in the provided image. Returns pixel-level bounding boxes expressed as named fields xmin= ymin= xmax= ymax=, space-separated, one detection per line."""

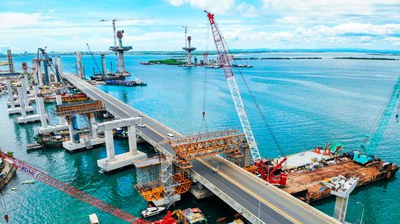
xmin=204 ymin=10 xmax=288 ymax=186
xmin=255 ymin=157 xmax=288 ymax=186
xmin=0 ymin=150 xmax=176 ymax=224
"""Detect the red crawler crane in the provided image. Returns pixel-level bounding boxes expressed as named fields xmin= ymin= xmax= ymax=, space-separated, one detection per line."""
xmin=0 ymin=151 xmax=175 ymax=224
xmin=204 ymin=10 xmax=288 ymax=186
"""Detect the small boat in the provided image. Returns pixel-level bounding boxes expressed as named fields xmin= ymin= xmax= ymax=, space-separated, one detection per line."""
xmin=11 ymin=187 xmax=17 ymax=191
xmin=141 ymin=206 xmax=165 ymax=218
xmin=22 ymin=180 xmax=35 ymax=185
xmin=89 ymin=213 xmax=99 ymax=224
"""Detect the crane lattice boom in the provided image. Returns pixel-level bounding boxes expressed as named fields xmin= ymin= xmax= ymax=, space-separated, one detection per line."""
xmin=0 ymin=151 xmax=148 ymax=224
xmin=361 ymin=75 xmax=400 ymax=154
xmin=205 ymin=11 xmax=261 ymax=162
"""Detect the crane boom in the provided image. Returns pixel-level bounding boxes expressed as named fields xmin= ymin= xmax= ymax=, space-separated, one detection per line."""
xmin=205 ymin=11 xmax=261 ymax=162
xmin=0 ymin=151 xmax=148 ymax=224
xmin=356 ymin=75 xmax=400 ymax=164
xmin=86 ymin=43 xmax=104 ymax=78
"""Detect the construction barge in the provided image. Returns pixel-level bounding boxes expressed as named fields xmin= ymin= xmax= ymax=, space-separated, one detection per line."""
xmin=261 ymin=143 xmax=399 ymax=203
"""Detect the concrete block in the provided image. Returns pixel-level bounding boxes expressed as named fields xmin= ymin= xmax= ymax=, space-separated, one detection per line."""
xmin=15 ymin=114 xmax=41 ymax=124
xmin=97 ymin=151 xmax=147 ymax=172
xmin=8 ymin=106 xmax=34 ymax=115
xmin=63 ymin=137 xmax=105 ymax=151
xmin=37 ymin=124 xmax=69 ymax=134
xmin=152 ymin=194 xmax=181 ymax=207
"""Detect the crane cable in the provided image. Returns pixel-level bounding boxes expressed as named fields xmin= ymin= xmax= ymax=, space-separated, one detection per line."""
xmin=222 ymin=38 xmax=286 ymax=157
xmin=200 ymin=24 xmax=210 ymax=132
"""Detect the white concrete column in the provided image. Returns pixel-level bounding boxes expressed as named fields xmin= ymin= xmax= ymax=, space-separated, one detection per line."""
xmin=57 ymin=56 xmax=62 ymax=75
xmin=52 ymin=57 xmax=58 ymax=83
xmin=6 ymin=80 xmax=15 ymax=109
xmin=89 ymin=113 xmax=97 ymax=139
xmin=32 ymin=64 xmax=39 ymax=85
xmin=37 ymin=62 xmax=43 ymax=87
xmin=334 ymin=196 xmax=348 ymax=223
xmin=47 ymin=61 xmax=52 ymax=84
xmin=105 ymin=129 xmax=115 ymax=161
xmin=33 ymin=85 xmax=39 ymax=104
xmin=21 ymin=79 xmax=29 ymax=107
xmin=23 ymin=76 xmax=29 ymax=93
xmin=56 ymin=95 xmax=67 ymax=125
xmin=17 ymin=87 xmax=26 ymax=118
xmin=127 ymin=125 xmax=137 ymax=155
xmin=37 ymin=97 xmax=48 ymax=128
xmin=69 ymin=120 xmax=75 ymax=142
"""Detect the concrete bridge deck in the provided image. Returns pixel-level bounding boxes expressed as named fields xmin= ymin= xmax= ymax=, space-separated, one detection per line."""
xmin=64 ymin=74 xmax=339 ymax=224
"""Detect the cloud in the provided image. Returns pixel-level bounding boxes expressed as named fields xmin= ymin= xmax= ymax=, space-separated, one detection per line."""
xmin=264 ymin=0 xmax=400 ymax=25
xmin=166 ymin=0 xmax=235 ymax=14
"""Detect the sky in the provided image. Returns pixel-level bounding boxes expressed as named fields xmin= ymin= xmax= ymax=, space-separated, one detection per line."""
xmin=0 ymin=0 xmax=399 ymax=53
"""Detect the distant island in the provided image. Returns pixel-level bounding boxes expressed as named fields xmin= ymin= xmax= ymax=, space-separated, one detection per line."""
xmin=333 ymin=57 xmax=398 ymax=61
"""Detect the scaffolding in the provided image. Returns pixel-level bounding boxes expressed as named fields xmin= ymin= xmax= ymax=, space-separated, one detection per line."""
xmin=55 ymin=100 xmax=105 ymax=116
xmin=134 ymin=130 xmax=245 ymax=205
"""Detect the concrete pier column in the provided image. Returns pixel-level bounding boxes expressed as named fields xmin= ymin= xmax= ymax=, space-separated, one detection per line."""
xmin=23 ymin=76 xmax=29 ymax=93
xmin=17 ymin=87 xmax=26 ymax=118
xmin=43 ymin=60 xmax=49 ymax=85
xmin=52 ymin=57 xmax=59 ymax=83
xmin=32 ymin=64 xmax=39 ymax=85
xmin=33 ymin=85 xmax=39 ymax=103
xmin=21 ymin=78 xmax=29 ymax=106
xmin=56 ymin=95 xmax=67 ymax=125
xmin=101 ymin=54 xmax=107 ymax=75
xmin=37 ymin=97 xmax=48 ymax=128
xmin=76 ymin=52 xmax=83 ymax=79
xmin=37 ymin=62 xmax=43 ymax=87
xmin=67 ymin=116 xmax=75 ymax=142
xmin=127 ymin=125 xmax=137 ymax=155
xmin=89 ymin=113 xmax=97 ymax=139
xmin=119 ymin=52 xmax=125 ymax=73
xmin=57 ymin=56 xmax=62 ymax=75
xmin=6 ymin=80 xmax=15 ymax=109
xmin=105 ymin=129 xmax=115 ymax=161
xmin=47 ymin=60 xmax=52 ymax=84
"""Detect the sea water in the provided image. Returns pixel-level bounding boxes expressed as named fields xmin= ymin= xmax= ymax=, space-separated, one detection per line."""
xmin=0 ymin=52 xmax=399 ymax=223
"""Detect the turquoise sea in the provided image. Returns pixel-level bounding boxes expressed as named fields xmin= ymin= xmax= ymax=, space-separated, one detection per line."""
xmin=0 ymin=51 xmax=399 ymax=223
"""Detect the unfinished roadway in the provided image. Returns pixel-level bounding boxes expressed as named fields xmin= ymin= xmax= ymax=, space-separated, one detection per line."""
xmin=64 ymin=74 xmax=340 ymax=224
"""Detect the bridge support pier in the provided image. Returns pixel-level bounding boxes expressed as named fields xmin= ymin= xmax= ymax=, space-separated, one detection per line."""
xmin=15 ymin=87 xmax=41 ymax=124
xmin=62 ymin=112 xmax=105 ymax=151
xmin=97 ymin=117 xmax=147 ymax=172
xmin=189 ymin=182 xmax=214 ymax=199
xmin=7 ymin=80 xmax=34 ymax=115
xmin=37 ymin=94 xmax=69 ymax=134
xmin=330 ymin=177 xmax=358 ymax=223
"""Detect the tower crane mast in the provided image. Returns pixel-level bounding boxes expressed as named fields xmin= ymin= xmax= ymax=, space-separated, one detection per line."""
xmin=204 ymin=11 xmax=261 ymax=162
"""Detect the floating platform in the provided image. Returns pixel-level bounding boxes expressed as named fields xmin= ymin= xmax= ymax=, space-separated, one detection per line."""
xmin=62 ymin=138 xmax=105 ymax=151
xmin=105 ymin=80 xmax=147 ymax=87
xmin=280 ymin=152 xmax=398 ymax=203
xmin=97 ymin=151 xmax=147 ymax=172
